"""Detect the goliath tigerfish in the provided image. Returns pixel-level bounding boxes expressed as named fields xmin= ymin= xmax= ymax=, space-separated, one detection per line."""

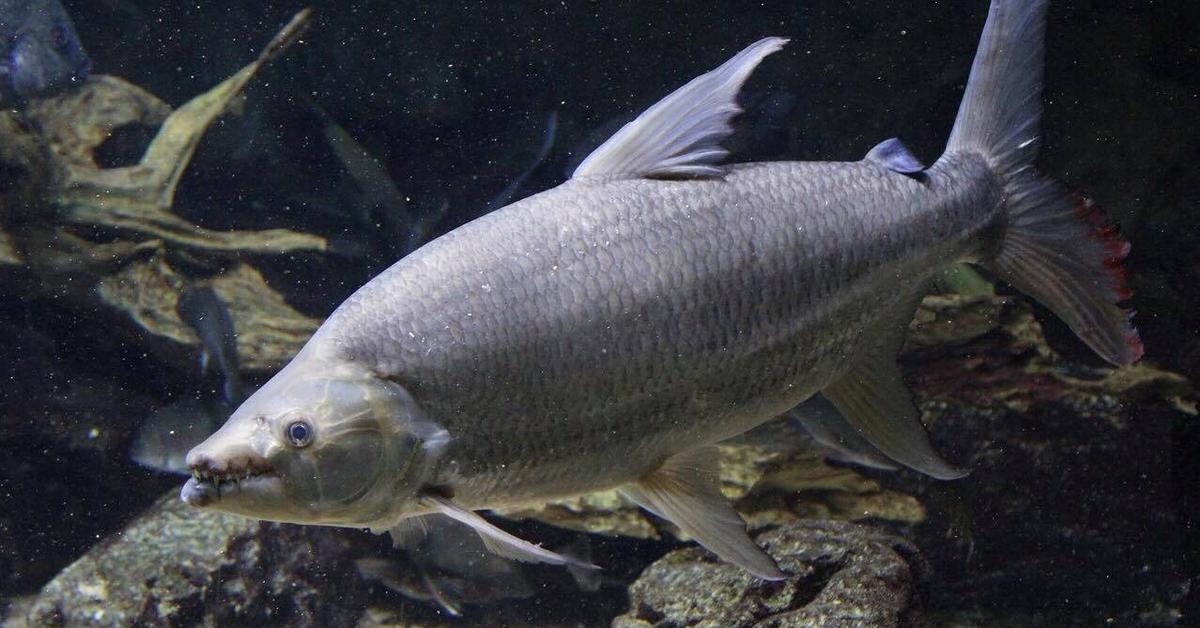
xmin=182 ymin=0 xmax=1141 ymax=579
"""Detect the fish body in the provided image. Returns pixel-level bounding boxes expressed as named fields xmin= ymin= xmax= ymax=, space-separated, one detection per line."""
xmin=184 ymin=0 xmax=1140 ymax=580
xmin=327 ymin=154 xmax=997 ymax=508
xmin=0 ymin=0 xmax=89 ymax=102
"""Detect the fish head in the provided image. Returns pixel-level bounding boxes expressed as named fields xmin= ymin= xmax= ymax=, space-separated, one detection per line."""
xmin=181 ymin=349 xmax=446 ymax=526
xmin=1 ymin=4 xmax=91 ymax=101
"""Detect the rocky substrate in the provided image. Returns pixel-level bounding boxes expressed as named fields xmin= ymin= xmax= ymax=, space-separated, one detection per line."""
xmin=25 ymin=493 xmax=365 ymax=627
xmin=900 ymin=295 xmax=1193 ymax=627
xmin=613 ymin=521 xmax=924 ymax=628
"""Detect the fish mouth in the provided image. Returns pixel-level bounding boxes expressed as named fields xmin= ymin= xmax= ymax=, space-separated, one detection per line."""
xmin=181 ymin=455 xmax=276 ymax=507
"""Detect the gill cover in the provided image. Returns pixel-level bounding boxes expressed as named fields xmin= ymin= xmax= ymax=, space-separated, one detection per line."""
xmin=267 ymin=356 xmax=449 ymax=524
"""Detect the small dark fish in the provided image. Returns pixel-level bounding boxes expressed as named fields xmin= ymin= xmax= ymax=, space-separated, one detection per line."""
xmin=176 ymin=286 xmax=244 ymax=405
xmin=310 ymin=100 xmax=407 ymax=228
xmin=356 ymin=556 xmax=473 ymax=617
xmin=556 ymin=536 xmax=602 ymax=593
xmin=308 ymin=99 xmax=447 ymax=257
xmin=932 ymin=263 xmax=994 ymax=297
xmin=483 ymin=111 xmax=559 ymax=213
xmin=358 ymin=516 xmax=600 ymax=616
xmin=563 ymin=115 xmax=627 ymax=177
xmin=357 ymin=517 xmax=534 ymax=617
xmin=131 ymin=398 xmax=228 ymax=475
xmin=0 ymin=0 xmax=90 ymax=103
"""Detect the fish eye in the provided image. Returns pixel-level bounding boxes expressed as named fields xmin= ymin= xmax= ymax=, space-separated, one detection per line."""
xmin=286 ymin=419 xmax=314 ymax=448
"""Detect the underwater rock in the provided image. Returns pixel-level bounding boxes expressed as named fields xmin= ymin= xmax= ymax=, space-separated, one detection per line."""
xmin=27 ymin=492 xmax=366 ymax=627
xmin=903 ymin=293 xmax=1192 ymax=410
xmin=21 ymin=490 xmax=616 ymax=627
xmin=613 ymin=520 xmax=925 ymax=628
xmin=0 ymin=230 xmax=20 ymax=266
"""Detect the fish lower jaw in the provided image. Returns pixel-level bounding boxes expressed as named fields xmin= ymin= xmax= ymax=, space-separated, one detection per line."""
xmin=182 ymin=457 xmax=276 ymax=507
xmin=189 ymin=465 xmax=271 ymax=486
xmin=180 ymin=471 xmax=278 ymax=508
xmin=188 ymin=452 xmax=274 ymax=485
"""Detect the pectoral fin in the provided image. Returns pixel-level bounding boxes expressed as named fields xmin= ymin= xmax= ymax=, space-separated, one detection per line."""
xmin=619 ymin=447 xmax=786 ymax=580
xmin=822 ymin=299 xmax=968 ymax=480
xmin=421 ymin=494 xmax=599 ymax=570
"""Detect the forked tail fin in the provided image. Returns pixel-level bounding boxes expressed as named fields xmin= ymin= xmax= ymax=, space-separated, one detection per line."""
xmin=945 ymin=0 xmax=1142 ymax=365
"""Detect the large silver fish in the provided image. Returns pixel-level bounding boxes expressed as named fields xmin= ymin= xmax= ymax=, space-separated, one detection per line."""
xmin=182 ymin=0 xmax=1141 ymax=579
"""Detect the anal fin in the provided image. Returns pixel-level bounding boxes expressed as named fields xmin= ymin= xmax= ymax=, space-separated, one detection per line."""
xmin=822 ymin=299 xmax=968 ymax=480
xmin=787 ymin=395 xmax=899 ymax=471
xmin=620 ymin=447 xmax=786 ymax=580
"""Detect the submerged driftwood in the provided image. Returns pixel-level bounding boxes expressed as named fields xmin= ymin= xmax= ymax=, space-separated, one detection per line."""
xmin=0 ymin=10 xmax=321 ymax=371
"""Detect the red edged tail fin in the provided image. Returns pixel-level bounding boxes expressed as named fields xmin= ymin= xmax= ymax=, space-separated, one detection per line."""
xmin=943 ymin=0 xmax=1140 ymax=365
xmin=987 ymin=171 xmax=1142 ymax=365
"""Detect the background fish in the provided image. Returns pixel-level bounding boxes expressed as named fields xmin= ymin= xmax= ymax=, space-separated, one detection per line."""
xmin=133 ymin=286 xmax=244 ymax=475
xmin=357 ymin=516 xmax=535 ymax=617
xmin=482 ymin=111 xmax=559 ymax=213
xmin=176 ymin=285 xmax=244 ymax=406
xmin=182 ymin=0 xmax=1139 ymax=582
xmin=130 ymin=398 xmax=228 ymax=475
xmin=309 ymin=101 xmax=409 ymax=228
xmin=358 ymin=516 xmax=599 ymax=617
xmin=0 ymin=0 xmax=90 ymax=102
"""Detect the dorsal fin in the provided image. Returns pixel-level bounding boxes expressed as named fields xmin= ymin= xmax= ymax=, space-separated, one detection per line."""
xmin=572 ymin=37 xmax=788 ymax=179
xmin=864 ymin=137 xmax=925 ymax=175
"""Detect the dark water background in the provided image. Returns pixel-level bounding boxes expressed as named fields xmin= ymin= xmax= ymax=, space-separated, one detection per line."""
xmin=2 ymin=0 xmax=1198 ymax=625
